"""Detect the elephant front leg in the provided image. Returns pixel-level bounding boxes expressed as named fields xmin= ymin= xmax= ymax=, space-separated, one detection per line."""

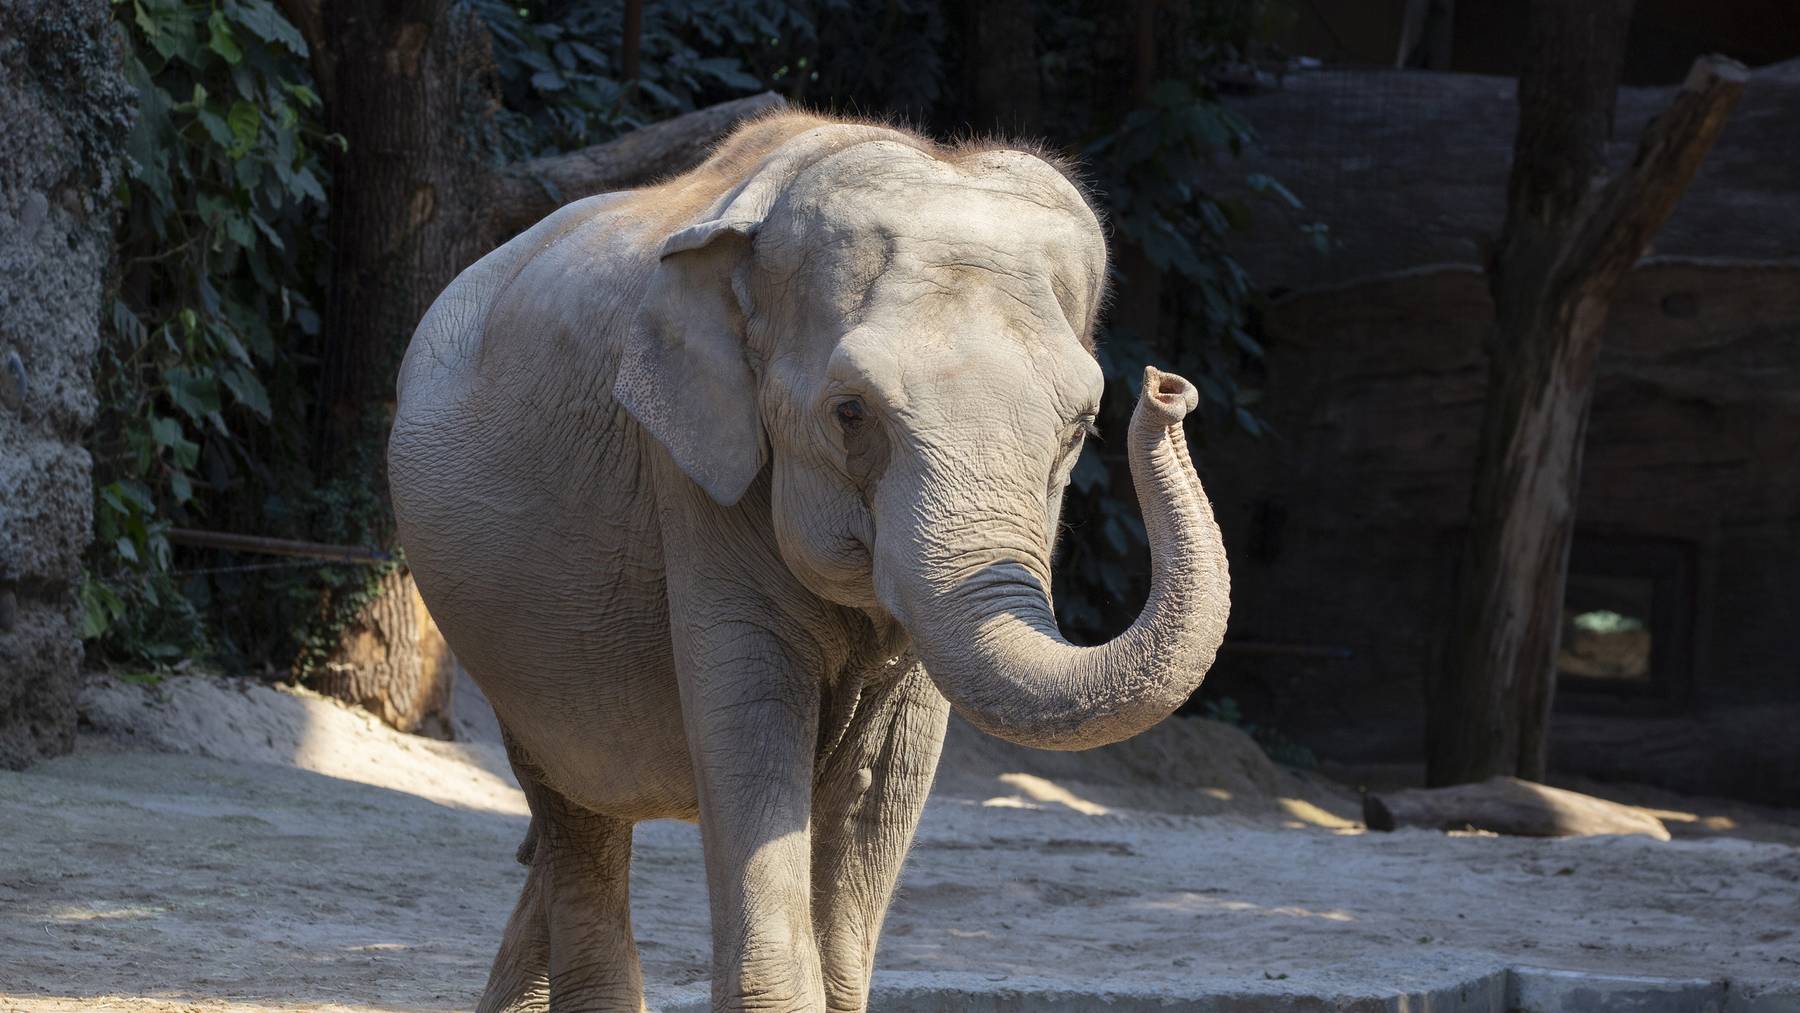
xmin=810 ymin=662 xmax=950 ymax=1013
xmin=674 ymin=623 xmax=828 ymax=1012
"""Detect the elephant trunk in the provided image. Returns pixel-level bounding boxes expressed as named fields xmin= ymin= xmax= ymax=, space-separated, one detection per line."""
xmin=883 ymin=367 xmax=1230 ymax=751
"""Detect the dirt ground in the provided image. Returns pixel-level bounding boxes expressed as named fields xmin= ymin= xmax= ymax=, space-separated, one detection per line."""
xmin=1 ymin=674 xmax=1797 ymax=1011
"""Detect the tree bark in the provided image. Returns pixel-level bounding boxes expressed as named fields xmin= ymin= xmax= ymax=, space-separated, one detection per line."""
xmin=1365 ymin=777 xmax=1670 ymax=839
xmin=287 ymin=1 xmax=783 ymax=737
xmin=300 ymin=0 xmax=494 ymax=737
xmin=1426 ymin=0 xmax=1745 ymax=786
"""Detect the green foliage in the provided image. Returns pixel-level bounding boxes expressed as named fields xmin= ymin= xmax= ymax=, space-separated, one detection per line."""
xmin=83 ymin=0 xmax=1319 ymax=677
xmin=1088 ymin=81 xmax=1271 ymax=428
xmin=89 ymin=0 xmax=332 ymax=665
xmin=464 ymin=0 xmax=949 ymax=160
xmin=465 ymin=0 xmax=814 ymax=158
xmin=1027 ymin=1 xmax=1326 ymax=638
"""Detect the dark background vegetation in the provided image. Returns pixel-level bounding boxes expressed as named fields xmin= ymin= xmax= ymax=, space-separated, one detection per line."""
xmin=77 ymin=0 xmax=1800 ymax=793
xmin=91 ymin=0 xmax=1298 ymax=667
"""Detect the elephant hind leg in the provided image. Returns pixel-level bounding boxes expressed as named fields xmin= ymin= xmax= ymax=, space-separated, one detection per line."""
xmin=487 ymin=728 xmax=644 ymax=1012
xmin=480 ymin=857 xmax=551 ymax=1013
xmin=479 ymin=804 xmax=642 ymax=1013
xmin=541 ymin=804 xmax=643 ymax=1011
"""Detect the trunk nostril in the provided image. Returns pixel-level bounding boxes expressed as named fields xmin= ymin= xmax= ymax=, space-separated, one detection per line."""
xmin=1140 ymin=366 xmax=1199 ymax=424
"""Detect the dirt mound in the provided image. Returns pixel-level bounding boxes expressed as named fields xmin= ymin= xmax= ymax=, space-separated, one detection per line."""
xmin=934 ymin=713 xmax=1360 ymax=827
xmin=82 ymin=672 xmax=1355 ymax=826
xmin=76 ymin=672 xmax=524 ymax=815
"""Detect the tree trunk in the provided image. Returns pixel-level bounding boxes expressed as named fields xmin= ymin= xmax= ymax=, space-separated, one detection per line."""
xmin=275 ymin=0 xmax=784 ymax=737
xmin=1427 ymin=0 xmax=1745 ymax=785
xmin=1397 ymin=0 xmax=1455 ymax=70
xmin=311 ymin=566 xmax=456 ymax=739
xmin=0 ymin=0 xmax=131 ymax=768
xmin=298 ymin=0 xmax=495 ymax=738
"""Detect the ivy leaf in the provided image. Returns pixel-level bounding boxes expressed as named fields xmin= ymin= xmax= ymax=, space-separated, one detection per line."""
xmin=569 ymin=40 xmax=606 ymax=66
xmin=220 ymin=363 xmax=272 ymax=420
xmin=226 ymin=100 xmax=260 ymax=156
xmin=100 ymin=484 xmax=131 ymax=517
xmin=207 ymin=10 xmax=243 ymax=65
xmin=115 ymin=480 xmax=156 ymax=515
xmin=1247 ymin=172 xmax=1303 ymax=209
xmin=692 ymin=57 xmax=762 ymax=91
xmin=169 ymin=432 xmax=200 ymax=468
xmin=149 ymin=414 xmax=183 ymax=449
xmin=288 ymin=165 xmax=326 ymax=203
xmin=196 ymin=106 xmax=235 ymax=149
xmin=163 ymin=366 xmax=222 ymax=422
xmin=80 ymin=580 xmax=124 ymax=640
xmin=116 ymin=536 xmax=141 ymax=565
xmin=282 ymin=81 xmax=321 ymax=110
xmin=230 ymin=0 xmax=309 ymax=55
xmin=222 ymin=211 xmax=256 ymax=250
xmin=249 ymin=212 xmax=285 ymax=251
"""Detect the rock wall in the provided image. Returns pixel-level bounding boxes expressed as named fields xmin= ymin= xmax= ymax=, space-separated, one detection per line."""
xmin=1201 ymin=261 xmax=1800 ymax=803
xmin=0 ymin=0 xmax=133 ymax=768
xmin=1217 ymin=59 xmax=1800 ymax=291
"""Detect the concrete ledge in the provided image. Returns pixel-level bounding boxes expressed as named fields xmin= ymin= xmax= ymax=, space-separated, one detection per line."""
xmin=1511 ymin=967 xmax=1725 ymax=1012
xmin=652 ymin=968 xmax=1800 ymax=1012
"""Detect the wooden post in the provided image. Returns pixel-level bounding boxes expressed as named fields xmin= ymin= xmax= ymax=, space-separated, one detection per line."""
xmin=1427 ymin=0 xmax=1747 ymax=786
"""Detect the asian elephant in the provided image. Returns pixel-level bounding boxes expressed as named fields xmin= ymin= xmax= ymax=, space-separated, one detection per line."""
xmin=388 ymin=112 xmax=1230 ymax=1013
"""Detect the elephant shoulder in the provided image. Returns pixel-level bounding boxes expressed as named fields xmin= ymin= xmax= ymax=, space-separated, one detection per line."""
xmin=399 ymin=192 xmax=648 ymax=401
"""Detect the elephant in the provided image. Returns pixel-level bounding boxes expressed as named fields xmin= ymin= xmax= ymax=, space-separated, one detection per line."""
xmin=388 ymin=111 xmax=1230 ymax=1013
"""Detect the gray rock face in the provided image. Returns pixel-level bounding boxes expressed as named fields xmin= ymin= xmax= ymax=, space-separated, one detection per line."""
xmin=0 ymin=0 xmax=133 ymax=768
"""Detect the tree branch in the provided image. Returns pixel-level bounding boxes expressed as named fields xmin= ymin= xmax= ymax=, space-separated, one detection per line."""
xmin=1570 ymin=54 xmax=1749 ymax=291
xmin=485 ymin=92 xmax=788 ymax=239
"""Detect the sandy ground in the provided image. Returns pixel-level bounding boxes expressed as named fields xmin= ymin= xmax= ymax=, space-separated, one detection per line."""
xmin=1 ymin=674 xmax=1797 ymax=1011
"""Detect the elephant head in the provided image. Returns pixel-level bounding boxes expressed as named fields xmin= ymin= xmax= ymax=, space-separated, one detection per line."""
xmin=615 ymin=121 xmax=1229 ymax=751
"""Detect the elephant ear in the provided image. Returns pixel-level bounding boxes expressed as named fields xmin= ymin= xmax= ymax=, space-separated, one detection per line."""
xmin=614 ymin=217 xmax=764 ymax=507
xmin=614 ymin=123 xmax=902 ymax=506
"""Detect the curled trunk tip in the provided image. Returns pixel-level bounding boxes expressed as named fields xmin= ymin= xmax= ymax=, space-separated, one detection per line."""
xmin=1140 ymin=365 xmax=1199 ymax=425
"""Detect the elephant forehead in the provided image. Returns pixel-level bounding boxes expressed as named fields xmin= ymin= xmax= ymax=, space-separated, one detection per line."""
xmin=759 ymin=155 xmax=1105 ymax=339
xmin=776 ymin=170 xmax=1096 ymax=264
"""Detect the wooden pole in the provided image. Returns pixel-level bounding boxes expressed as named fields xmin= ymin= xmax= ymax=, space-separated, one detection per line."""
xmin=166 ymin=528 xmax=389 ymax=564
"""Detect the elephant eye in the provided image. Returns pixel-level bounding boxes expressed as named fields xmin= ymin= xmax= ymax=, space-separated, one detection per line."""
xmin=835 ymin=398 xmax=867 ymax=430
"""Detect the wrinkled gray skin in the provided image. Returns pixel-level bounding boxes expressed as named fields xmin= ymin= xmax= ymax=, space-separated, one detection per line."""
xmin=389 ymin=115 xmax=1230 ymax=1013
